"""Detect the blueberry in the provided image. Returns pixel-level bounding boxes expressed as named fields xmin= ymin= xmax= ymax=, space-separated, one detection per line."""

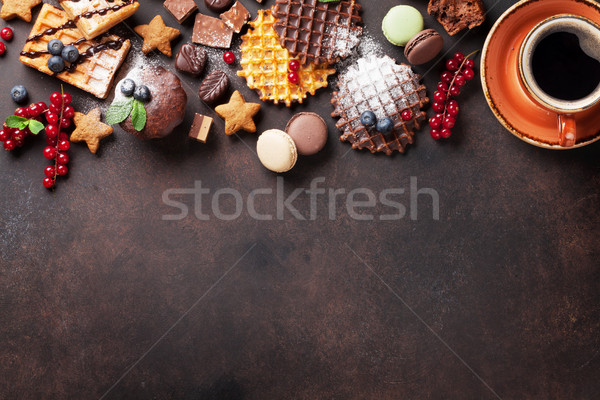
xmin=47 ymin=55 xmax=65 ymax=73
xmin=47 ymin=39 xmax=64 ymax=56
xmin=376 ymin=117 xmax=394 ymax=134
xmin=360 ymin=110 xmax=377 ymax=126
xmin=133 ymin=85 xmax=151 ymax=102
xmin=61 ymin=45 xmax=79 ymax=63
xmin=10 ymin=85 xmax=28 ymax=103
xmin=120 ymin=78 xmax=136 ymax=97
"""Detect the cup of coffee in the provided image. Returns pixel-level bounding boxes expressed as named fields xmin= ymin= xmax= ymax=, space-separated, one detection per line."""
xmin=519 ymin=14 xmax=600 ymax=147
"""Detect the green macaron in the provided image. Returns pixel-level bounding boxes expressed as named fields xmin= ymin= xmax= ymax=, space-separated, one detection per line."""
xmin=382 ymin=5 xmax=424 ymax=47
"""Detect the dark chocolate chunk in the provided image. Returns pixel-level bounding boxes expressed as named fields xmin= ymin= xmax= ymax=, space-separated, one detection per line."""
xmin=198 ymin=70 xmax=230 ymax=105
xmin=204 ymin=0 xmax=234 ymax=13
xmin=175 ymin=43 xmax=207 ymax=77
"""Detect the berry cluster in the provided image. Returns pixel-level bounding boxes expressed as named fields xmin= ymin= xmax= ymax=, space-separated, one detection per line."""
xmin=43 ymin=91 xmax=73 ymax=189
xmin=0 ymin=27 xmax=13 ymax=56
xmin=47 ymin=38 xmax=80 ymax=73
xmin=429 ymin=51 xmax=476 ymax=140
xmin=288 ymin=60 xmax=300 ymax=85
xmin=360 ymin=110 xmax=396 ymax=134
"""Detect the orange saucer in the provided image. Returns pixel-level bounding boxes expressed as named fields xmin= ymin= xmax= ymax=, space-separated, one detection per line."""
xmin=481 ymin=0 xmax=600 ymax=149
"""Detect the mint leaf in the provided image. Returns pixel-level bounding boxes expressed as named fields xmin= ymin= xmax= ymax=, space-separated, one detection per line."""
xmin=28 ymin=120 xmax=45 ymax=135
xmin=105 ymin=98 xmax=134 ymax=125
xmin=131 ymin=99 xmax=147 ymax=132
xmin=5 ymin=115 xmax=28 ymax=128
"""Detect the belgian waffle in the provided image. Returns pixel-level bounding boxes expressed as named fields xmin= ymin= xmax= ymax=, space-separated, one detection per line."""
xmin=272 ymin=0 xmax=362 ymax=65
xmin=19 ymin=4 xmax=131 ymax=99
xmin=331 ymin=55 xmax=429 ymax=155
xmin=59 ymin=0 xmax=139 ymax=40
xmin=237 ymin=10 xmax=335 ymax=107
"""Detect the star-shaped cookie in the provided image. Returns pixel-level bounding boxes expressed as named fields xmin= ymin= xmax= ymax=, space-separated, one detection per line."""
xmin=134 ymin=15 xmax=180 ymax=57
xmin=215 ymin=91 xmax=261 ymax=135
xmin=71 ymin=108 xmax=113 ymax=154
xmin=0 ymin=0 xmax=41 ymax=22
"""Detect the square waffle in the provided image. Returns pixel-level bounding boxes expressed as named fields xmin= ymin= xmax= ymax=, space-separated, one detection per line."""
xmin=19 ymin=4 xmax=131 ymax=99
xmin=331 ymin=55 xmax=429 ymax=155
xmin=58 ymin=0 xmax=139 ymax=40
xmin=273 ymin=0 xmax=362 ymax=65
xmin=238 ymin=10 xmax=335 ymax=107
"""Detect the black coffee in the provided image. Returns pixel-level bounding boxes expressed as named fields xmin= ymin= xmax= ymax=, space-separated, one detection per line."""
xmin=531 ymin=31 xmax=600 ymax=100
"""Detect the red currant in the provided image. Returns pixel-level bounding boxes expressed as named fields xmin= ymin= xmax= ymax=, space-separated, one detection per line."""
xmin=449 ymin=86 xmax=460 ymax=97
xmin=57 ymin=165 xmax=68 ymax=176
xmin=433 ymin=91 xmax=446 ymax=103
xmin=43 ymin=177 xmax=55 ymax=189
xmin=46 ymin=136 xmax=58 ymax=146
xmin=58 ymin=140 xmax=70 ymax=151
xmin=288 ymin=71 xmax=299 ymax=84
xmin=441 ymin=71 xmax=453 ymax=84
xmin=45 ymin=124 xmax=59 ymax=138
xmin=1 ymin=27 xmax=13 ymax=41
xmin=401 ymin=110 xmax=412 ymax=121
xmin=37 ymin=101 xmax=48 ymax=111
xmin=462 ymin=68 xmax=475 ymax=81
xmin=446 ymin=100 xmax=459 ymax=116
xmin=0 ymin=129 xmax=8 ymax=141
xmin=22 ymin=127 xmax=31 ymax=137
xmin=50 ymin=92 xmax=62 ymax=106
xmin=49 ymin=103 xmax=61 ymax=114
xmin=43 ymin=146 xmax=57 ymax=159
xmin=57 ymin=152 xmax=69 ymax=165
xmin=429 ymin=115 xmax=442 ymax=129
xmin=46 ymin=112 xmax=59 ymax=125
xmin=443 ymin=117 xmax=455 ymax=129
xmin=432 ymin=102 xmax=445 ymax=113
xmin=430 ymin=128 xmax=441 ymax=140
xmin=12 ymin=129 xmax=24 ymax=142
xmin=28 ymin=103 xmax=43 ymax=117
xmin=15 ymin=139 xmax=24 ymax=147
xmin=62 ymin=93 xmax=72 ymax=106
xmin=223 ymin=51 xmax=235 ymax=64
xmin=63 ymin=105 xmax=75 ymax=119
xmin=454 ymin=52 xmax=465 ymax=63
xmin=14 ymin=107 xmax=29 ymax=118
xmin=441 ymin=128 xmax=452 ymax=138
xmin=59 ymin=132 xmax=69 ymax=141
xmin=0 ymin=42 xmax=5 ymax=56
xmin=437 ymin=82 xmax=448 ymax=93
xmin=465 ymin=59 xmax=475 ymax=69
xmin=289 ymin=60 xmax=300 ymax=72
xmin=4 ymin=139 xmax=16 ymax=151
xmin=446 ymin=59 xmax=458 ymax=72
xmin=44 ymin=165 xmax=56 ymax=178
xmin=455 ymin=74 xmax=466 ymax=87
xmin=60 ymin=118 xmax=71 ymax=129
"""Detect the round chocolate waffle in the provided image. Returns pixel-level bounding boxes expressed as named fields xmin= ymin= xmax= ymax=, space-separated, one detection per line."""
xmin=272 ymin=0 xmax=363 ymax=65
xmin=331 ymin=55 xmax=429 ymax=155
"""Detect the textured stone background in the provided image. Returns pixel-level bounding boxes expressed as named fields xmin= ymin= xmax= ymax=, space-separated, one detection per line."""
xmin=0 ymin=0 xmax=599 ymax=399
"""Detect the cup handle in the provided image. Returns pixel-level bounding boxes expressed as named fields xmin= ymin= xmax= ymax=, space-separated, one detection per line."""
xmin=558 ymin=114 xmax=576 ymax=147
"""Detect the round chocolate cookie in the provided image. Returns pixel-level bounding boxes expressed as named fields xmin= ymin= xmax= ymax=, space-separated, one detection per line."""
xmin=285 ymin=112 xmax=328 ymax=155
xmin=205 ymin=0 xmax=233 ymax=13
xmin=120 ymin=65 xmax=187 ymax=140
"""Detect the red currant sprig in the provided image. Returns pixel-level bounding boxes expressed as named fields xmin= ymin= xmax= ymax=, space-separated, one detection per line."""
xmin=43 ymin=89 xmax=72 ymax=189
xmin=429 ymin=51 xmax=477 ymax=140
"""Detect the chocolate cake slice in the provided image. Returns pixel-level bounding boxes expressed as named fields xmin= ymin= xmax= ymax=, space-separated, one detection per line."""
xmin=427 ymin=0 xmax=486 ymax=36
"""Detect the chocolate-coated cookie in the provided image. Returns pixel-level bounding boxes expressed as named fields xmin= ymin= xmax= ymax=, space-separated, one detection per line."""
xmin=204 ymin=0 xmax=233 ymax=13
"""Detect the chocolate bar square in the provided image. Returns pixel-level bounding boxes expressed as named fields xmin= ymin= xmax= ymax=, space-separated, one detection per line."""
xmin=192 ymin=13 xmax=234 ymax=49
xmin=220 ymin=1 xmax=250 ymax=33
xmin=164 ymin=0 xmax=198 ymax=24
xmin=188 ymin=114 xmax=213 ymax=142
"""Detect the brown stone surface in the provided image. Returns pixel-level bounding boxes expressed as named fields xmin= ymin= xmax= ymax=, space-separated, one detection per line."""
xmin=1 ymin=1 xmax=599 ymax=399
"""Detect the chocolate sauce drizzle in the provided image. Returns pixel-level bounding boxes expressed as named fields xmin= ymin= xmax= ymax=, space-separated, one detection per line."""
xmin=68 ymin=0 xmax=137 ymax=23
xmin=26 ymin=21 xmax=76 ymax=42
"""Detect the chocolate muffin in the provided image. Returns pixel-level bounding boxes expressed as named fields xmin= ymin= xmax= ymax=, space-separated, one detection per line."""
xmin=120 ymin=65 xmax=187 ymax=140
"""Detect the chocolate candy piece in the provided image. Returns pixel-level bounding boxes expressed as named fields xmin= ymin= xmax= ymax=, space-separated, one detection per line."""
xmin=204 ymin=0 xmax=234 ymax=13
xmin=175 ymin=43 xmax=207 ymax=76
xmin=188 ymin=113 xmax=213 ymax=142
xmin=220 ymin=1 xmax=250 ymax=33
xmin=163 ymin=0 xmax=198 ymax=24
xmin=192 ymin=13 xmax=234 ymax=49
xmin=198 ymin=70 xmax=230 ymax=105
xmin=285 ymin=112 xmax=328 ymax=156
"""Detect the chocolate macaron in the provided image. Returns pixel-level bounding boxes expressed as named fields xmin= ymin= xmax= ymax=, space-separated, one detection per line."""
xmin=285 ymin=112 xmax=328 ymax=156
xmin=404 ymin=29 xmax=444 ymax=65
